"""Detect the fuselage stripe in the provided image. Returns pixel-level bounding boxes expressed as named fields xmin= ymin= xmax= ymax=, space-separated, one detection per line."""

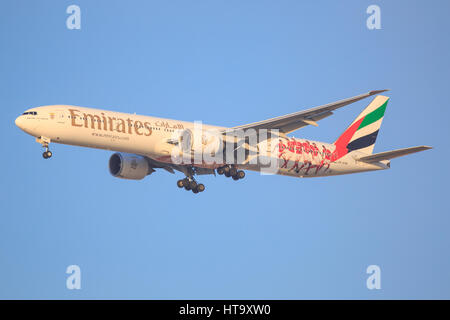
xmin=347 ymin=130 xmax=379 ymax=152
xmin=357 ymin=100 xmax=387 ymax=131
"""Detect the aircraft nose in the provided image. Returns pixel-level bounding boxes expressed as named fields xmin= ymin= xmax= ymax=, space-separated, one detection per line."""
xmin=15 ymin=115 xmax=24 ymax=129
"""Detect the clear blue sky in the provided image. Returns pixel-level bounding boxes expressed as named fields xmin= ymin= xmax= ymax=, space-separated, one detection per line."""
xmin=1 ymin=0 xmax=449 ymax=299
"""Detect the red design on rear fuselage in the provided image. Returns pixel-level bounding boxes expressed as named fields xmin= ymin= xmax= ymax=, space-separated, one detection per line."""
xmin=277 ymin=138 xmax=335 ymax=175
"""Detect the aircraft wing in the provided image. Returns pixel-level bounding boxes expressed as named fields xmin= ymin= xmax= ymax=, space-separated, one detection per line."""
xmin=357 ymin=146 xmax=432 ymax=163
xmin=230 ymin=90 xmax=388 ymax=134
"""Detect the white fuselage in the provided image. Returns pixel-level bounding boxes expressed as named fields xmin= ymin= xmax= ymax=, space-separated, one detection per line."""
xmin=15 ymin=105 xmax=388 ymax=177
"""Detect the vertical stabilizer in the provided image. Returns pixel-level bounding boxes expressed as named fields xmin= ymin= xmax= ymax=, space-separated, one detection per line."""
xmin=334 ymin=95 xmax=389 ymax=158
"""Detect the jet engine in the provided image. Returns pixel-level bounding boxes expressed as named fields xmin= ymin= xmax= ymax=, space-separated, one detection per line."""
xmin=109 ymin=153 xmax=153 ymax=180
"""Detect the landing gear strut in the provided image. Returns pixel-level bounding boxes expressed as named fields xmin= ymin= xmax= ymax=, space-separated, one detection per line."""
xmin=37 ymin=136 xmax=52 ymax=159
xmin=217 ymin=165 xmax=245 ymax=181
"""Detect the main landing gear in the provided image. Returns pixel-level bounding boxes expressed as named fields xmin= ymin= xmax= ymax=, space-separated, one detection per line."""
xmin=177 ymin=167 xmax=205 ymax=193
xmin=176 ymin=167 xmax=205 ymax=194
xmin=177 ymin=177 xmax=205 ymax=194
xmin=216 ymin=165 xmax=245 ymax=181
xmin=37 ymin=136 xmax=52 ymax=159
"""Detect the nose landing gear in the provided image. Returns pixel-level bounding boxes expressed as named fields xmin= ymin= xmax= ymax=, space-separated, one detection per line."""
xmin=37 ymin=136 xmax=52 ymax=159
xmin=43 ymin=150 xmax=52 ymax=159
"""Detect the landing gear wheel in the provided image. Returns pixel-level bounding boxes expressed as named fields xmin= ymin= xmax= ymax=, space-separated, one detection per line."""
xmin=192 ymin=188 xmax=199 ymax=194
xmin=217 ymin=167 xmax=224 ymax=175
xmin=237 ymin=170 xmax=245 ymax=179
xmin=224 ymin=171 xmax=231 ymax=178
xmin=177 ymin=180 xmax=184 ymax=188
xmin=184 ymin=185 xmax=191 ymax=191
xmin=229 ymin=167 xmax=237 ymax=176
xmin=197 ymin=184 xmax=205 ymax=192
xmin=223 ymin=166 xmax=230 ymax=175
xmin=189 ymin=180 xmax=198 ymax=190
xmin=42 ymin=151 xmax=52 ymax=159
xmin=232 ymin=174 xmax=239 ymax=181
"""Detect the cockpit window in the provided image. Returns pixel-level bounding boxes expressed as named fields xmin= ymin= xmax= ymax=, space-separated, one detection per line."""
xmin=22 ymin=111 xmax=37 ymax=115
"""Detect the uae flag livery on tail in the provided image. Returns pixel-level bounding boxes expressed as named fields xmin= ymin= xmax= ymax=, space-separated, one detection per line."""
xmin=334 ymin=95 xmax=389 ymax=159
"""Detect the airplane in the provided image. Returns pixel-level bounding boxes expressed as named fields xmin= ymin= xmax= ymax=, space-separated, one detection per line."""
xmin=15 ymin=90 xmax=431 ymax=194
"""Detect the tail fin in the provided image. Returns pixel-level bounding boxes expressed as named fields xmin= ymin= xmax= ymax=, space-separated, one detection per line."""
xmin=334 ymin=95 xmax=389 ymax=158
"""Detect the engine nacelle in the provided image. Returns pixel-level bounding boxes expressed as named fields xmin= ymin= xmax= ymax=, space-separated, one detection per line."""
xmin=109 ymin=153 xmax=152 ymax=180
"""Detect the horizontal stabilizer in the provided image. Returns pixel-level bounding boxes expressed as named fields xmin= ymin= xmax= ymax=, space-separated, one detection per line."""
xmin=357 ymin=146 xmax=432 ymax=163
